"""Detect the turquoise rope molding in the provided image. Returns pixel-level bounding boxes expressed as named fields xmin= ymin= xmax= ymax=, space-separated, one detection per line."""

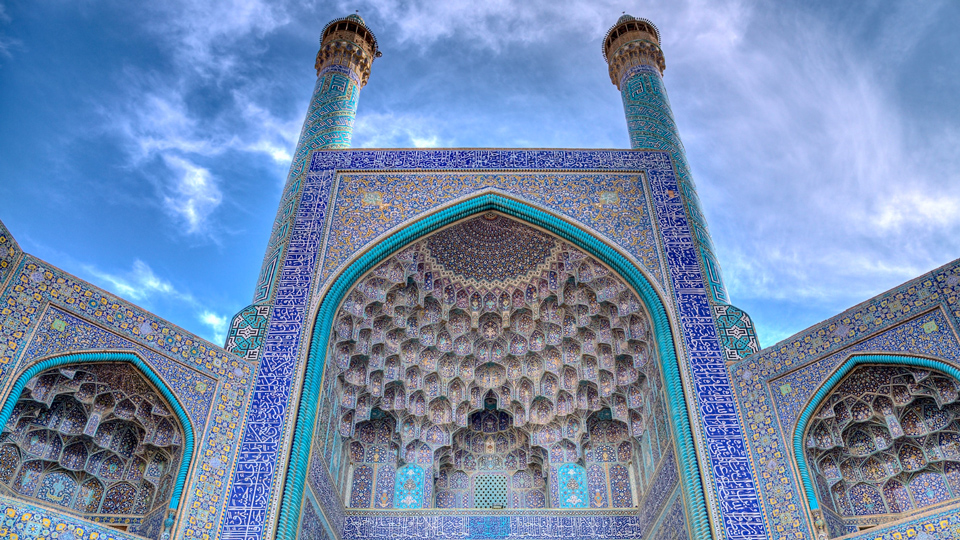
xmin=0 ymin=351 xmax=197 ymax=516
xmin=792 ymin=353 xmax=960 ymax=511
xmin=276 ymin=193 xmax=712 ymax=540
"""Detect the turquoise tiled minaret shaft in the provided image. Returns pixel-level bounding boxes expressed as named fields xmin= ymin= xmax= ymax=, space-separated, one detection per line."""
xmin=223 ymin=15 xmax=381 ymax=363
xmin=604 ymin=16 xmax=729 ymax=305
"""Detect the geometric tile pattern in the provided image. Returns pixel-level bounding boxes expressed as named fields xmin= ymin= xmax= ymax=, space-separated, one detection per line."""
xmin=316 ymin=172 xmax=663 ymax=294
xmin=1 ymin=363 xmax=184 ymax=521
xmin=803 ymin=365 xmax=960 ymax=521
xmin=341 ymin=513 xmax=652 ymax=540
xmin=714 ymin=304 xmax=761 ymax=362
xmin=247 ymin=149 xmax=751 ymax=540
xmin=0 ymin=258 xmax=254 ymax=539
xmin=732 ymin=259 xmax=960 ymax=540
xmin=0 ymin=219 xmax=22 ymax=288
xmin=225 ymin=304 xmax=270 ymax=361
xmin=0 ymin=493 xmax=148 ymax=540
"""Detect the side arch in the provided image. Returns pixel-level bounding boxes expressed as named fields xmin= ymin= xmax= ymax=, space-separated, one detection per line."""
xmin=278 ymin=192 xmax=711 ymax=538
xmin=793 ymin=353 xmax=960 ymax=512
xmin=0 ymin=351 xmax=197 ymax=522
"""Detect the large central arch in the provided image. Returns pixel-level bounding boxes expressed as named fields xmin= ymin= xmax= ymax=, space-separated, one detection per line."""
xmin=278 ymin=191 xmax=710 ymax=538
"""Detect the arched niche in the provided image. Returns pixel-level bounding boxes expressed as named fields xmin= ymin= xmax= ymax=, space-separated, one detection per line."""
xmin=279 ymin=193 xmax=708 ymax=538
xmin=795 ymin=354 xmax=960 ymax=535
xmin=0 ymin=352 xmax=195 ymax=538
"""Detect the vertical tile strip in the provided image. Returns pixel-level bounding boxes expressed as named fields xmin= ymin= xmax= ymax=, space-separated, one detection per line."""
xmin=223 ymin=171 xmax=332 ymax=539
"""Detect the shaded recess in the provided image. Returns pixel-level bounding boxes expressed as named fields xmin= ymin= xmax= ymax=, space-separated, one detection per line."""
xmin=804 ymin=363 xmax=960 ymax=529
xmin=325 ymin=214 xmax=673 ymax=509
xmin=0 ymin=363 xmax=184 ymax=529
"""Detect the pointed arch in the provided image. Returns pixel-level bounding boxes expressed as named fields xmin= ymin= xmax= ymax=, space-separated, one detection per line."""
xmin=793 ymin=353 xmax=960 ymax=511
xmin=277 ymin=192 xmax=709 ymax=538
xmin=0 ymin=351 xmax=196 ymax=516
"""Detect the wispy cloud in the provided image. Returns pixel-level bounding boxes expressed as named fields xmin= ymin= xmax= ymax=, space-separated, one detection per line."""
xmin=161 ymin=155 xmax=223 ymax=234
xmin=354 ymin=0 xmax=621 ymax=51
xmin=0 ymin=2 xmax=22 ymax=59
xmin=353 ymin=112 xmax=446 ymax=148
xmin=656 ymin=1 xmax=960 ymax=344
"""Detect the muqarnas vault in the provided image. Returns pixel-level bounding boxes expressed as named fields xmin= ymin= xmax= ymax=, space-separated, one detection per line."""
xmin=1 ymin=12 xmax=960 ymax=540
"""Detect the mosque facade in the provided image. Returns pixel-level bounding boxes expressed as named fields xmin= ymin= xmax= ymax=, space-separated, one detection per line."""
xmin=1 ymin=13 xmax=959 ymax=540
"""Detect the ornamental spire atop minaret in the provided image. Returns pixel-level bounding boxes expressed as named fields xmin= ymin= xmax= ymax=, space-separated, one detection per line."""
xmin=603 ymin=14 xmax=665 ymax=89
xmin=316 ymin=13 xmax=381 ymax=88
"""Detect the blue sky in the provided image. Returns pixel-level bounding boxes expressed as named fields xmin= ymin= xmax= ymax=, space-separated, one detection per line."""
xmin=1 ymin=0 xmax=958 ymax=348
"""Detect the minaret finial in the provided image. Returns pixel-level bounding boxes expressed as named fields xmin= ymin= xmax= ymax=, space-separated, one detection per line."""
xmin=602 ymin=15 xmax=664 ymax=88
xmin=316 ymin=13 xmax=381 ymax=87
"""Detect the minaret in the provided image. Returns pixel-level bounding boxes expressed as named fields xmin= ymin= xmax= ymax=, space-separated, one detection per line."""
xmin=604 ymin=16 xmax=729 ymax=304
xmin=295 ymin=13 xmax=380 ymax=160
xmin=225 ymin=15 xmax=379 ymax=358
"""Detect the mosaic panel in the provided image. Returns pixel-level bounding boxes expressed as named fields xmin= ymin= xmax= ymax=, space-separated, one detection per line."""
xmin=804 ymin=365 xmax=960 ymax=520
xmin=555 ymin=463 xmax=588 ymax=508
xmin=317 ymin=172 xmax=662 ymax=292
xmin=259 ymin=148 xmax=757 ymax=540
xmin=731 ymin=258 xmax=960 ymax=540
xmin=223 ymin=170 xmax=333 ymax=539
xmin=300 ymin=490 xmax=335 ymax=540
xmin=308 ymin=448 xmax=346 ymax=535
xmin=637 ymin=446 xmax=678 ymax=532
xmin=0 ymin=220 xmax=22 ymax=288
xmin=649 ymin=490 xmax=689 ymax=540
xmin=714 ymin=304 xmax=760 ymax=362
xmin=773 ymin=310 xmax=960 ymax=428
xmin=342 ymin=513 xmax=651 ymax=540
xmin=23 ymin=308 xmax=217 ymax=427
xmin=0 ymin=493 xmax=150 ymax=540
xmin=618 ymin=64 xmax=726 ymax=305
xmin=225 ymin=304 xmax=270 ymax=361
xmin=0 ymin=259 xmax=253 ymax=539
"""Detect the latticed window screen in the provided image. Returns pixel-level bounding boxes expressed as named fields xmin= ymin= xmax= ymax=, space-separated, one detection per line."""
xmin=474 ymin=474 xmax=508 ymax=508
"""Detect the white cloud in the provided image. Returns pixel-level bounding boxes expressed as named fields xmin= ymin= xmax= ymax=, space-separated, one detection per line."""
xmin=84 ymin=260 xmax=192 ymax=304
xmin=200 ymin=311 xmax=230 ymax=345
xmin=161 ymin=155 xmax=223 ymax=234
xmin=352 ymin=112 xmax=446 ymax=148
xmin=145 ymin=0 xmax=291 ymax=76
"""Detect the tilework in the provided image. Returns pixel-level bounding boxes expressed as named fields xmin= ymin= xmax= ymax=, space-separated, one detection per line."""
xmin=841 ymin=503 xmax=960 ymax=540
xmin=714 ymin=305 xmax=760 ymax=362
xmin=2 ymin=361 xmax=184 ymax=522
xmin=23 ymin=307 xmax=217 ymax=427
xmin=637 ymin=446 xmax=678 ymax=533
xmin=341 ymin=514 xmax=649 ymax=540
xmin=0 ymin=493 xmax=149 ymax=540
xmin=393 ymin=464 xmax=433 ymax=509
xmin=316 ymin=171 xmax=663 ymax=293
xmin=555 ymin=464 xmax=588 ymax=508
xmin=772 ymin=310 xmax=959 ymax=428
xmin=300 ymin=489 xmax=335 ymax=540
xmin=222 ymin=171 xmax=333 ymax=539
xmin=619 ymin=64 xmax=726 ymax=305
xmin=255 ymin=149 xmax=752 ymax=540
xmin=0 ymin=220 xmax=22 ymax=288
xmin=643 ymin=168 xmax=765 ymax=535
xmin=321 ymin=214 xmax=671 ymax=495
xmin=649 ymin=489 xmax=689 ymax=540
xmin=802 ymin=364 xmax=960 ymax=519
xmin=730 ymin=258 xmax=960 ymax=540
xmin=308 ymin=450 xmax=345 ymax=535
xmin=0 ymin=257 xmax=254 ymax=539
xmin=225 ymin=304 xmax=271 ymax=361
